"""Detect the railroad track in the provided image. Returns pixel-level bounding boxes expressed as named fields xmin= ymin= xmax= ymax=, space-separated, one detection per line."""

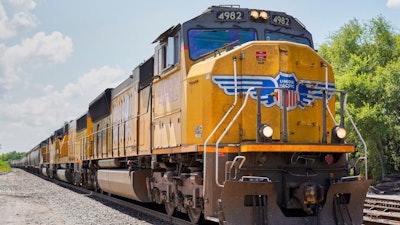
xmin=32 ymin=171 xmax=400 ymax=225
xmin=364 ymin=194 xmax=400 ymax=224
xmin=40 ymin=175 xmax=200 ymax=225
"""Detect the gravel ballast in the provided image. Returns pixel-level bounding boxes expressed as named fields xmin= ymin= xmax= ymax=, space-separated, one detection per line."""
xmin=0 ymin=169 xmax=169 ymax=225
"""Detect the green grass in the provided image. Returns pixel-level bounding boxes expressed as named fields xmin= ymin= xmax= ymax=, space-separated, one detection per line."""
xmin=0 ymin=161 xmax=11 ymax=173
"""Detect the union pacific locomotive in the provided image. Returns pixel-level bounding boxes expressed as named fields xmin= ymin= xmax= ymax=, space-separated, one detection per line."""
xmin=12 ymin=5 xmax=371 ymax=225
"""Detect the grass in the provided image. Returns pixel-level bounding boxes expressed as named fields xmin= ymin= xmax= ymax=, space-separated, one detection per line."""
xmin=0 ymin=161 xmax=11 ymax=173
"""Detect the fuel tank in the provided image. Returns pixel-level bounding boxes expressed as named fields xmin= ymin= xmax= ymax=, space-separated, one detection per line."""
xmin=41 ymin=167 xmax=47 ymax=177
xmin=97 ymin=169 xmax=151 ymax=202
xmin=56 ymin=169 xmax=68 ymax=183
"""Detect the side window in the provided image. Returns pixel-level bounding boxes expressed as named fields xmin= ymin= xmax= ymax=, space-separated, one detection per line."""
xmin=156 ymin=44 xmax=166 ymax=75
xmin=155 ymin=34 xmax=180 ymax=75
xmin=174 ymin=35 xmax=179 ymax=64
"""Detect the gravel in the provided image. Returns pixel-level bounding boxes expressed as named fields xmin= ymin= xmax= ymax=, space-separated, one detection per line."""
xmin=0 ymin=169 xmax=170 ymax=225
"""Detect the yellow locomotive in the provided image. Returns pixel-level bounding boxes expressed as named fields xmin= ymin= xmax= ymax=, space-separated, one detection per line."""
xmin=14 ymin=5 xmax=371 ymax=225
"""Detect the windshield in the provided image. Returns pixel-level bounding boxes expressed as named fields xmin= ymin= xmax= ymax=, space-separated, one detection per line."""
xmin=188 ymin=29 xmax=257 ymax=60
xmin=264 ymin=31 xmax=311 ymax=46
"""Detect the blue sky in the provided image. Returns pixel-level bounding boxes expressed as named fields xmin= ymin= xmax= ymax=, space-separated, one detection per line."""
xmin=0 ymin=0 xmax=399 ymax=154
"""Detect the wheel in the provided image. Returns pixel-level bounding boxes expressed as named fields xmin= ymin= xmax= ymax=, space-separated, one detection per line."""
xmin=165 ymin=192 xmax=176 ymax=216
xmin=152 ymin=188 xmax=161 ymax=204
xmin=188 ymin=208 xmax=203 ymax=224
xmin=165 ymin=201 xmax=175 ymax=216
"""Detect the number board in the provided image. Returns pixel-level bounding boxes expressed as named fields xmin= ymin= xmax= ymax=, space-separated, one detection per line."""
xmin=216 ymin=10 xmax=245 ymax=21
xmin=270 ymin=14 xmax=291 ymax=27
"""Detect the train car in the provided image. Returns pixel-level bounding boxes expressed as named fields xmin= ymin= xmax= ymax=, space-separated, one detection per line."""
xmin=55 ymin=124 xmax=69 ymax=165
xmin=10 ymin=145 xmax=39 ymax=172
xmin=16 ymin=5 xmax=371 ymax=225
xmin=40 ymin=139 xmax=50 ymax=177
xmin=9 ymin=153 xmax=26 ymax=168
xmin=74 ymin=112 xmax=96 ymax=188
xmin=88 ymin=88 xmax=113 ymax=160
xmin=26 ymin=144 xmax=40 ymax=173
xmin=137 ymin=6 xmax=370 ymax=224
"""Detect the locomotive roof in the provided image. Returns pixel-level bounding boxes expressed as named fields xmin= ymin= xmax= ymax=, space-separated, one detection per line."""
xmin=154 ymin=5 xmax=313 ymax=48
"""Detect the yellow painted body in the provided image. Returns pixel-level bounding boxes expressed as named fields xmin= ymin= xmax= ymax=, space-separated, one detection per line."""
xmin=186 ymin=41 xmax=336 ymax=146
xmin=92 ymin=116 xmax=112 ymax=159
xmin=59 ymin=135 xmax=69 ymax=160
xmin=111 ymin=84 xmax=139 ymax=157
xmin=137 ymin=86 xmax=152 ymax=155
xmin=41 ymin=42 xmax=348 ymax=162
xmin=75 ymin=128 xmax=85 ymax=162
xmin=68 ymin=123 xmax=76 ymax=162
xmin=85 ymin=115 xmax=94 ymax=160
xmin=49 ymin=41 xmax=350 ymax=161
xmin=41 ymin=144 xmax=49 ymax=164
xmin=152 ymin=67 xmax=183 ymax=152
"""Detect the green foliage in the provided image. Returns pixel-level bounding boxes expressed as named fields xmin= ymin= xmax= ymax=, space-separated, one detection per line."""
xmin=0 ymin=151 xmax=25 ymax=162
xmin=0 ymin=161 xmax=11 ymax=172
xmin=319 ymin=19 xmax=363 ymax=74
xmin=319 ymin=16 xmax=400 ymax=181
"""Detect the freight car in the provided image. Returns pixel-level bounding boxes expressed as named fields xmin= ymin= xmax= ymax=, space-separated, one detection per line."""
xmin=10 ymin=144 xmax=40 ymax=173
xmin=12 ymin=5 xmax=371 ymax=225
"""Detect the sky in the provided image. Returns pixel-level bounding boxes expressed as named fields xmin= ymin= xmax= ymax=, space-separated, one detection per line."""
xmin=0 ymin=0 xmax=400 ymax=154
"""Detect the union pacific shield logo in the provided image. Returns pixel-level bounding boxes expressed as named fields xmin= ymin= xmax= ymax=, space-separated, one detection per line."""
xmin=212 ymin=72 xmax=335 ymax=110
xmin=275 ymin=72 xmax=298 ymax=110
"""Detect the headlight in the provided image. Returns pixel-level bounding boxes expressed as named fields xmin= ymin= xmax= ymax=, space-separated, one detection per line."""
xmin=259 ymin=124 xmax=273 ymax=138
xmin=331 ymin=126 xmax=347 ymax=143
xmin=259 ymin=11 xmax=269 ymax=20
xmin=250 ymin=10 xmax=259 ymax=19
xmin=335 ymin=127 xmax=347 ymax=139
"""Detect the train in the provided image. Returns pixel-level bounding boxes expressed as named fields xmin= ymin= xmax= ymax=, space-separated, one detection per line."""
xmin=11 ymin=5 xmax=371 ymax=225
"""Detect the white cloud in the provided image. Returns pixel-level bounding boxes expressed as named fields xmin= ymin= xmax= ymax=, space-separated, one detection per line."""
xmin=0 ymin=65 xmax=125 ymax=152
xmin=0 ymin=31 xmax=73 ymax=90
xmin=12 ymin=11 xmax=37 ymax=27
xmin=0 ymin=3 xmax=16 ymax=38
xmin=0 ymin=0 xmax=37 ymax=39
xmin=63 ymin=66 xmax=126 ymax=102
xmin=387 ymin=0 xmax=400 ymax=7
xmin=3 ymin=31 xmax=73 ymax=64
xmin=0 ymin=0 xmax=78 ymax=153
xmin=0 ymin=65 xmax=124 ymax=123
xmin=7 ymin=0 xmax=37 ymax=11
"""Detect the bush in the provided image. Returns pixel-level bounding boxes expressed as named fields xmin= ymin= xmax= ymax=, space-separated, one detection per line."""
xmin=0 ymin=161 xmax=11 ymax=173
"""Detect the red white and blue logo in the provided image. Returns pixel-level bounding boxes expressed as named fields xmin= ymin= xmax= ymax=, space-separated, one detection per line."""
xmin=212 ymin=72 xmax=335 ymax=111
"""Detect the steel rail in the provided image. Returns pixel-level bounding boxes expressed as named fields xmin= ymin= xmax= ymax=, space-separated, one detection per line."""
xmin=364 ymin=194 xmax=400 ymax=225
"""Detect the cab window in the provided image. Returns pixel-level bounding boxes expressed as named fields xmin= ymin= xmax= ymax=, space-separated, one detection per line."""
xmin=264 ymin=31 xmax=311 ymax=47
xmin=188 ymin=29 xmax=257 ymax=60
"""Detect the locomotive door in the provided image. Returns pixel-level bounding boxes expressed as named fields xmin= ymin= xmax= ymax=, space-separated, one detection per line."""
xmin=152 ymin=73 xmax=182 ymax=150
xmin=112 ymin=85 xmax=139 ymax=157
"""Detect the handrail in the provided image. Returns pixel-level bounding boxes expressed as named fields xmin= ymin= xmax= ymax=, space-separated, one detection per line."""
xmin=256 ymin=87 xmax=289 ymax=142
xmin=225 ymin=156 xmax=246 ymax=180
xmin=215 ymin=87 xmax=254 ymax=187
xmin=326 ymin=100 xmax=337 ymax=125
xmin=322 ymin=89 xmax=368 ymax=179
xmin=203 ymin=57 xmax=239 ymax=192
xmin=322 ymin=64 xmax=329 ymax=143
xmin=343 ymin=94 xmax=368 ymax=179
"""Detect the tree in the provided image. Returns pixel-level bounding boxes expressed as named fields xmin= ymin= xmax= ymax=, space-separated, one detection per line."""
xmin=319 ymin=16 xmax=400 ymax=182
xmin=0 ymin=151 xmax=25 ymax=161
